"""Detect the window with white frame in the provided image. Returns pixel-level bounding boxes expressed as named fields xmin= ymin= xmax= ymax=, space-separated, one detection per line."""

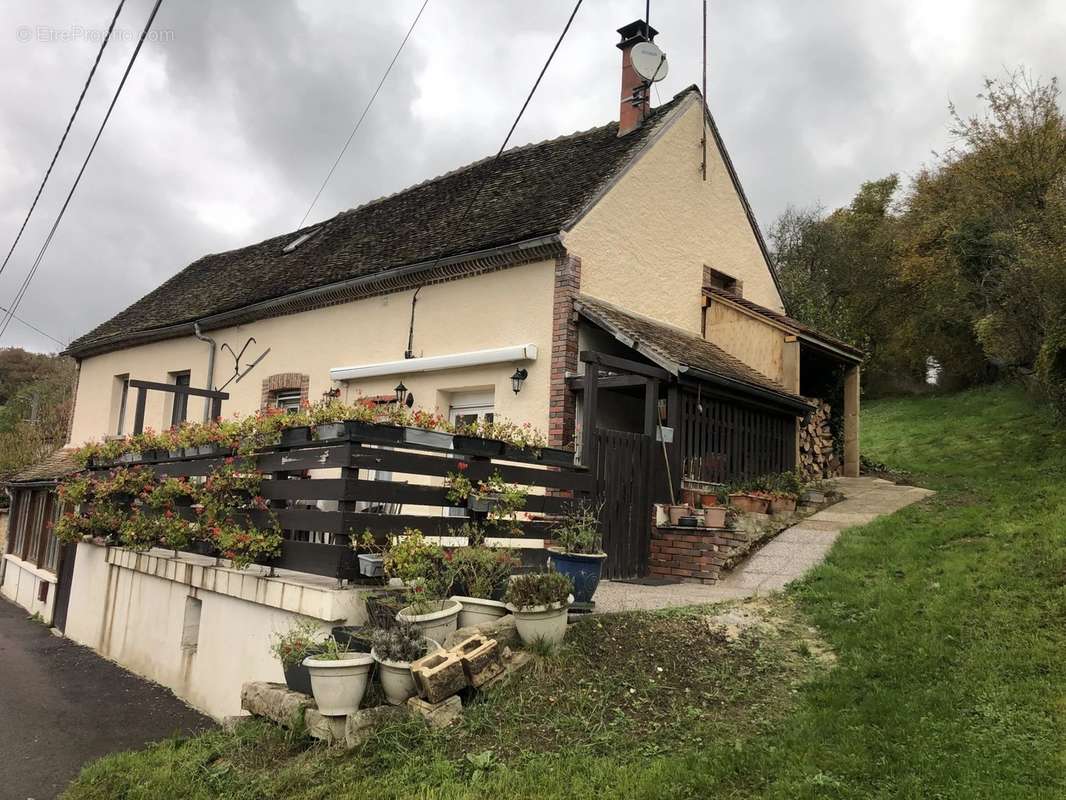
xmin=274 ymin=389 xmax=303 ymax=413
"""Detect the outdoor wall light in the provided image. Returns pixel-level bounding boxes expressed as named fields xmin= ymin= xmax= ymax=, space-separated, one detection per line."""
xmin=394 ymin=380 xmax=409 ymax=406
xmin=510 ymin=368 xmax=528 ymax=395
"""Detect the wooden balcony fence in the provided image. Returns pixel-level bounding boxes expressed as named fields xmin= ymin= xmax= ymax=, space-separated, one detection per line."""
xmin=84 ymin=425 xmax=592 ymax=582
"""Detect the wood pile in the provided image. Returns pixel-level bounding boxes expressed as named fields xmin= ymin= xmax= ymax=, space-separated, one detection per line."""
xmin=799 ymin=400 xmax=841 ymax=480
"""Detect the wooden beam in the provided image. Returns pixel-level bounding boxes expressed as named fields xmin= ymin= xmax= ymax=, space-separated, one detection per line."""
xmin=643 ymin=378 xmax=658 ymax=438
xmin=566 ymin=374 xmax=647 ymax=391
xmin=843 ymin=365 xmax=860 ymax=477
xmin=132 ymin=386 xmax=147 ymax=435
xmin=580 ymin=363 xmax=599 ymax=468
xmin=128 ymin=378 xmax=230 ymax=400
xmin=579 ymin=350 xmax=671 ymax=381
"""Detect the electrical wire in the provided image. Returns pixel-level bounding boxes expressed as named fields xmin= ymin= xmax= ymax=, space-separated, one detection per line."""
xmin=0 ymin=0 xmax=165 ymax=343
xmin=0 ymin=0 xmax=126 ymax=282
xmin=0 ymin=305 xmax=66 ymax=348
xmin=404 ymin=0 xmax=584 ymax=357
xmin=296 ymin=0 xmax=430 ymax=231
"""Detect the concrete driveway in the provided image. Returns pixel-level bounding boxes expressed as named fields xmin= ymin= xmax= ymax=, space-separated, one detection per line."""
xmin=0 ymin=596 xmax=212 ymax=800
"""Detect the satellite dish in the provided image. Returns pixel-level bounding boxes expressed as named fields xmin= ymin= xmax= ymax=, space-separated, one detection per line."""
xmin=631 ymin=41 xmax=669 ymax=82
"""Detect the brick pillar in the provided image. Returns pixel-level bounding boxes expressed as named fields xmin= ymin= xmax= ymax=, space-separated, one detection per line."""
xmin=548 ymin=254 xmax=581 ymax=449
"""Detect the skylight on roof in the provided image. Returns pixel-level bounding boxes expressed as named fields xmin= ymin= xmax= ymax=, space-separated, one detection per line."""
xmin=282 ymin=228 xmax=317 ymax=253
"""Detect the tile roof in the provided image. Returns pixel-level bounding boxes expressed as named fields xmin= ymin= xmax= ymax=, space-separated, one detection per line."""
xmin=7 ymin=448 xmax=80 ymax=484
xmin=574 ymin=295 xmax=811 ymax=412
xmin=68 ymin=87 xmax=701 ymax=357
xmin=704 ymin=286 xmax=864 ymax=360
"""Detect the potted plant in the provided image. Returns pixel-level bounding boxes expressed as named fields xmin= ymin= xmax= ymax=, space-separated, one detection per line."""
xmin=370 ymin=621 xmax=438 ymax=705
xmin=396 ymin=578 xmax=462 ymax=642
xmin=505 ymin=571 xmax=573 ymax=646
xmin=546 ymin=501 xmax=606 ymax=604
xmin=303 ymin=637 xmax=374 ymax=715
xmin=386 ymin=530 xmax=461 ymax=640
xmin=270 ymin=619 xmax=328 ymax=695
xmin=451 ymin=417 xmax=505 ymax=457
xmin=728 ymin=490 xmax=771 ymax=514
xmin=702 ymin=505 xmax=727 ymax=527
xmin=769 ymin=492 xmax=798 ymax=516
xmin=447 ymin=531 xmax=520 ymax=626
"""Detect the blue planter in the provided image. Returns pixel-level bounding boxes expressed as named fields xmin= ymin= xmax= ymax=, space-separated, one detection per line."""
xmin=548 ymin=550 xmax=606 ymax=604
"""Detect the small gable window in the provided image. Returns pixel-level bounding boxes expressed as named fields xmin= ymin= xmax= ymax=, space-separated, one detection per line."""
xmin=704 ymin=265 xmax=741 ymax=295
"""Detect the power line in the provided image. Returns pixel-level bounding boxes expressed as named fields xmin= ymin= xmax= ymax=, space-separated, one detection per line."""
xmin=297 ymin=0 xmax=430 ymax=231
xmin=0 ymin=0 xmax=165 ymax=343
xmin=0 ymin=306 xmax=66 ymax=348
xmin=0 ymin=0 xmax=126 ymax=282
xmin=405 ymin=0 xmax=583 ymax=358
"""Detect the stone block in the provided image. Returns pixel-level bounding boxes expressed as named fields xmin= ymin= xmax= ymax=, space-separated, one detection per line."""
xmin=304 ymin=708 xmax=347 ymax=744
xmin=240 ymin=681 xmax=314 ymax=728
xmin=479 ymin=646 xmax=533 ymax=691
xmin=451 ymin=634 xmax=504 ymax=688
xmin=407 ymin=695 xmax=462 ymax=729
xmin=442 ymin=613 xmax=519 ymax=650
xmin=344 ymin=705 xmax=407 ymax=749
xmin=411 ymin=650 xmax=467 ymax=704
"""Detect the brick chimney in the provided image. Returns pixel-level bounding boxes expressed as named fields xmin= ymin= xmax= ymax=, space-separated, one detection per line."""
xmin=616 ymin=20 xmax=658 ymax=137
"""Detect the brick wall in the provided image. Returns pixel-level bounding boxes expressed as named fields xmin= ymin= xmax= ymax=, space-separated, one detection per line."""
xmin=548 ymin=253 xmax=581 ymax=449
xmin=648 ymin=525 xmax=754 ymax=584
xmin=260 ymin=372 xmax=310 ymax=410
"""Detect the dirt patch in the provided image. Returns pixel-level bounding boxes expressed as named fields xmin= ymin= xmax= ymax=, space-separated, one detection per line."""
xmin=706 ymin=597 xmax=837 ymax=668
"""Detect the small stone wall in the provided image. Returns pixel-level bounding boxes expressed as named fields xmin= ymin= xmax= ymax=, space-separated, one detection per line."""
xmin=648 ymin=526 xmax=755 ymax=584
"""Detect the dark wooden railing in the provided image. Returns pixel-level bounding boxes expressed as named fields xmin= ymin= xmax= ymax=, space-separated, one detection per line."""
xmin=677 ymin=390 xmax=795 ymax=484
xmin=87 ymin=426 xmax=590 ymax=582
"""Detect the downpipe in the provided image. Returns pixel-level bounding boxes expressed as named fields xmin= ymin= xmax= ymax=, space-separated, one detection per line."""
xmin=193 ymin=322 xmax=216 ymax=422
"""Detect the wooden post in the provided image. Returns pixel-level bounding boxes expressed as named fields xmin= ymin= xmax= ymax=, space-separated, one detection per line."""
xmin=132 ymin=387 xmax=148 ymax=435
xmin=843 ymin=365 xmax=860 ymax=477
xmin=665 ymin=383 xmax=681 ymax=498
xmin=581 ymin=364 xmax=599 ymax=469
xmin=782 ymin=336 xmax=803 ymax=473
xmin=643 ymin=378 xmax=658 ymax=437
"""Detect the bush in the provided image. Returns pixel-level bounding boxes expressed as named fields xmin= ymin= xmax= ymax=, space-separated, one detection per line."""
xmin=371 ymin=621 xmax=429 ymax=663
xmin=505 ymin=571 xmax=572 ymax=610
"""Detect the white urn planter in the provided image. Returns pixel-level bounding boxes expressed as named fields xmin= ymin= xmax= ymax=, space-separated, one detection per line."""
xmin=396 ymin=599 xmax=462 ymax=642
xmin=302 ymin=651 xmax=374 ymax=715
xmin=450 ymin=595 xmax=509 ymax=628
xmin=371 ymin=639 xmax=441 ymax=706
xmin=506 ymin=595 xmax=573 ymax=646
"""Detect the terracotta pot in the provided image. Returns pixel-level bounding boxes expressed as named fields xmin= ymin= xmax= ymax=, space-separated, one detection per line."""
xmin=701 ymin=493 xmax=719 ymax=507
xmin=729 ymin=493 xmax=770 ymax=514
xmin=667 ymin=504 xmax=690 ymax=525
xmin=769 ymin=497 xmax=797 ymax=516
xmin=702 ymin=506 xmax=727 ymax=528
xmin=680 ymin=488 xmax=700 ymax=507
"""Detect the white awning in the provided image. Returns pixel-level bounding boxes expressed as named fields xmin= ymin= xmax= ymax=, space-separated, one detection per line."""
xmin=330 ymin=343 xmax=538 ymax=382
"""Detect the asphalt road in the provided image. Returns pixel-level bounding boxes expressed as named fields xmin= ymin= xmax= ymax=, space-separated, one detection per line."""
xmin=0 ymin=596 xmax=212 ymax=800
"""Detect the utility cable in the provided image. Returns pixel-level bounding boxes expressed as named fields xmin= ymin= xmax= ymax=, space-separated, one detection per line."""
xmin=297 ymin=0 xmax=430 ymax=231
xmin=0 ymin=0 xmax=165 ymax=343
xmin=404 ymin=0 xmax=583 ymax=358
xmin=0 ymin=0 xmax=126 ymax=282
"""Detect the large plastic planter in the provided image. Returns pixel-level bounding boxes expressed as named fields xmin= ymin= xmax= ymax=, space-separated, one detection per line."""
xmin=345 ymin=421 xmax=405 ymax=445
xmin=303 ymin=652 xmax=374 ymax=715
xmin=403 ymin=427 xmax=454 ymax=451
xmin=548 ymin=550 xmax=606 ymax=604
xmin=453 ymin=435 xmax=504 ymax=457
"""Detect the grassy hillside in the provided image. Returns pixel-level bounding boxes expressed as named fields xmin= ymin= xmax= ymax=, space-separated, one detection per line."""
xmin=64 ymin=386 xmax=1066 ymax=799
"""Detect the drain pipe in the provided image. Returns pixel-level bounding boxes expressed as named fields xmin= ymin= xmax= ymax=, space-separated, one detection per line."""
xmin=193 ymin=322 xmax=216 ymax=422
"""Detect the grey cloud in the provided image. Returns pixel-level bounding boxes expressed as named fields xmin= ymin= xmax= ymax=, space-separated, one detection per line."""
xmin=0 ymin=0 xmax=1063 ymax=353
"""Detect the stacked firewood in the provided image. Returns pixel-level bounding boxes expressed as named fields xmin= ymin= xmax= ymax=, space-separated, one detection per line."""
xmin=799 ymin=400 xmax=841 ymax=480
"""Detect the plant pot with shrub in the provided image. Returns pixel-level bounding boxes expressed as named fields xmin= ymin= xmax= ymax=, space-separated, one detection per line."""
xmin=303 ymin=638 xmax=374 ymax=715
xmin=505 ymin=571 xmax=573 ymax=647
xmin=728 ymin=491 xmax=771 ymax=514
xmin=447 ymin=534 xmax=519 ymax=626
xmin=370 ymin=621 xmax=439 ymax=705
xmin=396 ymin=584 xmax=462 ymax=642
xmin=546 ymin=501 xmax=606 ymax=604
xmin=270 ymin=619 xmax=328 ymax=696
xmin=769 ymin=494 xmax=797 ymax=516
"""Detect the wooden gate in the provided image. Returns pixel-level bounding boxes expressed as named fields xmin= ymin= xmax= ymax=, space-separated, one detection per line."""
xmin=590 ymin=427 xmax=653 ymax=579
xmin=52 ymin=542 xmax=77 ymax=633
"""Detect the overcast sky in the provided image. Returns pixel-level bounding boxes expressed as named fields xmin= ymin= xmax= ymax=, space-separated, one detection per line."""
xmin=0 ymin=0 xmax=1063 ymax=353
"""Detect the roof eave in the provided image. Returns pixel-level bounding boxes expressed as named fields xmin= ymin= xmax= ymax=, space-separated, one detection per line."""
xmin=66 ymin=234 xmax=565 ymax=359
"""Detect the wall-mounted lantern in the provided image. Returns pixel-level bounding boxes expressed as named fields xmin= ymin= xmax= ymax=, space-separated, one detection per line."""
xmin=510 ymin=368 xmax=528 ymax=395
xmin=394 ymin=380 xmax=409 ymax=406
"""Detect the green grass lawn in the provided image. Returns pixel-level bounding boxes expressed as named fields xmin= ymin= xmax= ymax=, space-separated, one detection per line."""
xmin=65 ymin=385 xmax=1066 ymax=799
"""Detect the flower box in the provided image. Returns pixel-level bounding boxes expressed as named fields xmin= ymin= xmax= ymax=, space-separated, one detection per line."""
xmin=345 ymin=420 xmax=405 ymax=445
xmin=452 ymin=435 xmax=504 ymax=457
xmin=702 ymin=506 xmax=727 ymax=528
xmin=729 ymin=492 xmax=770 ymax=514
xmin=167 ymin=448 xmax=185 ymax=460
xmin=403 ymin=427 xmax=454 ymax=451
xmin=357 ymin=552 xmax=384 ymax=577
xmin=315 ymin=422 xmax=347 ymax=441
xmin=280 ymin=426 xmax=312 ymax=446
xmin=537 ymin=447 xmax=575 ymax=467
xmin=119 ymin=452 xmax=140 ymax=464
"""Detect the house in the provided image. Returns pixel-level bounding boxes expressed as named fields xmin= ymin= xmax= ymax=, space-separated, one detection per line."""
xmin=2 ymin=21 xmax=861 ymax=718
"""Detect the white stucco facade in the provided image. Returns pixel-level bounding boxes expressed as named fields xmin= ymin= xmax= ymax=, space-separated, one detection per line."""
xmin=1 ymin=554 xmax=57 ymax=624
xmin=64 ymin=543 xmax=374 ymax=719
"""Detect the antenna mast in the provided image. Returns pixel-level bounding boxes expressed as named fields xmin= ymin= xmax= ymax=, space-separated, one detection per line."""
xmin=701 ymin=0 xmax=708 ymax=180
